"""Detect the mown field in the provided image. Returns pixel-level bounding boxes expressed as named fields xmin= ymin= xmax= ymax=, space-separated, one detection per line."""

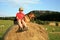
xmin=0 ymin=20 xmax=13 ymax=40
xmin=0 ymin=20 xmax=60 ymax=40
xmin=43 ymin=25 xmax=60 ymax=40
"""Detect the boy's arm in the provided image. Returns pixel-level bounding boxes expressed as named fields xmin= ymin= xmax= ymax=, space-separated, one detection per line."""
xmin=16 ymin=16 xmax=19 ymax=20
xmin=16 ymin=13 xmax=19 ymax=20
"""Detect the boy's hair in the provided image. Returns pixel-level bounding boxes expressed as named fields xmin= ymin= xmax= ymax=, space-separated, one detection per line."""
xmin=19 ymin=7 xmax=23 ymax=11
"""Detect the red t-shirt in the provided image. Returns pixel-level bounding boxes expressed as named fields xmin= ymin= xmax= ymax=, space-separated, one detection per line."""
xmin=16 ymin=11 xmax=25 ymax=20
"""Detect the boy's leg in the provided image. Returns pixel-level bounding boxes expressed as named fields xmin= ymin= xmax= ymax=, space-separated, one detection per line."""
xmin=21 ymin=20 xmax=27 ymax=27
xmin=18 ymin=20 xmax=23 ymax=30
xmin=21 ymin=20 xmax=28 ymax=30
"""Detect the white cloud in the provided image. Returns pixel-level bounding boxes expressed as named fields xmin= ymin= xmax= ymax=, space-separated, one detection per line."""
xmin=0 ymin=12 xmax=6 ymax=17
xmin=0 ymin=0 xmax=40 ymax=9
xmin=0 ymin=0 xmax=40 ymax=16
xmin=0 ymin=11 xmax=15 ymax=17
xmin=0 ymin=0 xmax=41 ymax=8
xmin=0 ymin=0 xmax=40 ymax=4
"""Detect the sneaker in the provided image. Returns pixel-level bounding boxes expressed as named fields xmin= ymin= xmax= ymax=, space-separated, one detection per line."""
xmin=23 ymin=27 xmax=28 ymax=31
xmin=19 ymin=28 xmax=24 ymax=32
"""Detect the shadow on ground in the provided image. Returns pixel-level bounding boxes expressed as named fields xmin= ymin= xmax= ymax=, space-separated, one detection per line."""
xmin=0 ymin=37 xmax=2 ymax=40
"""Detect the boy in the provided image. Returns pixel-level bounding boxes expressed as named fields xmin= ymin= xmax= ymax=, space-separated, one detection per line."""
xmin=16 ymin=7 xmax=28 ymax=31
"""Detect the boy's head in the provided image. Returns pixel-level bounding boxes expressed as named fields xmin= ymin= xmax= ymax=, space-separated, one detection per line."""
xmin=19 ymin=7 xmax=23 ymax=11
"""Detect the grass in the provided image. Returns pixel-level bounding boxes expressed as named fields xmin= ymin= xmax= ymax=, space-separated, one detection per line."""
xmin=0 ymin=20 xmax=60 ymax=40
xmin=0 ymin=20 xmax=13 ymax=39
xmin=43 ymin=25 xmax=60 ymax=32
xmin=43 ymin=25 xmax=60 ymax=40
xmin=48 ymin=33 xmax=60 ymax=40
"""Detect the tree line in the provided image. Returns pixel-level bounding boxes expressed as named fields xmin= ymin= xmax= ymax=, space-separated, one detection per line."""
xmin=0 ymin=17 xmax=15 ymax=20
xmin=28 ymin=10 xmax=60 ymax=21
xmin=0 ymin=10 xmax=60 ymax=21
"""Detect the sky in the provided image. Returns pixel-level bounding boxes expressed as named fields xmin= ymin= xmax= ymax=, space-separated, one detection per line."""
xmin=0 ymin=0 xmax=60 ymax=17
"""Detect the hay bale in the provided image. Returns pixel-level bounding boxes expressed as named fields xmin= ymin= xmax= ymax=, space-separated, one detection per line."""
xmin=3 ymin=22 xmax=48 ymax=40
xmin=24 ymin=15 xmax=30 ymax=23
xmin=58 ymin=22 xmax=60 ymax=26
xmin=49 ymin=22 xmax=56 ymax=26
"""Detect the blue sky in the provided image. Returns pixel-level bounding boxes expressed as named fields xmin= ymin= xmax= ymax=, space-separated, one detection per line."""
xmin=0 ymin=0 xmax=60 ymax=17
